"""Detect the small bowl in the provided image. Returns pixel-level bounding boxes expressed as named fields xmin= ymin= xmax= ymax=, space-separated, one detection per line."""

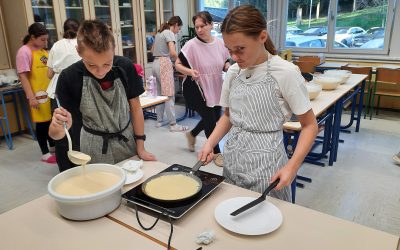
xmin=305 ymin=81 xmax=322 ymax=100
xmin=48 ymin=164 xmax=126 ymax=220
xmin=313 ymin=75 xmax=341 ymax=90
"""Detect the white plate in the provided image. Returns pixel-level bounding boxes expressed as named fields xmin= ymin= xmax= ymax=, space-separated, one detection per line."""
xmin=124 ymin=169 xmax=144 ymax=185
xmin=214 ymin=197 xmax=283 ymax=235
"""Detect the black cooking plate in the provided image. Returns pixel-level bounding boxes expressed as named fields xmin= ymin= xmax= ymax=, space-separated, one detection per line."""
xmin=122 ymin=164 xmax=225 ymax=219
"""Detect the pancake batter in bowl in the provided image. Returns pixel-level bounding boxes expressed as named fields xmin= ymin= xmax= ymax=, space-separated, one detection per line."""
xmin=55 ymin=171 xmax=120 ymax=196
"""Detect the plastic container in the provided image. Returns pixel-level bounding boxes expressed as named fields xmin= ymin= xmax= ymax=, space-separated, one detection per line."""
xmin=48 ymin=164 xmax=126 ymax=221
xmin=146 ymin=75 xmax=157 ymax=97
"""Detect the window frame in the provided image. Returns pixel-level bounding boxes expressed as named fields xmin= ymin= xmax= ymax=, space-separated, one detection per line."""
xmin=281 ymin=0 xmax=396 ymax=55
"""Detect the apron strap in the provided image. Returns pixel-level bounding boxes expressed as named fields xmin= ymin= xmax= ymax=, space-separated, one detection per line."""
xmin=82 ymin=119 xmax=131 ymax=154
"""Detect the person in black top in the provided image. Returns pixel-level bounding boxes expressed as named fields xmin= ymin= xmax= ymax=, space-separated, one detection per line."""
xmin=49 ymin=20 xmax=155 ymax=172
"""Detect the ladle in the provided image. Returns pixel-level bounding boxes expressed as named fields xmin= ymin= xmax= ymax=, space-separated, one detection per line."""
xmin=55 ymin=97 xmax=91 ymax=165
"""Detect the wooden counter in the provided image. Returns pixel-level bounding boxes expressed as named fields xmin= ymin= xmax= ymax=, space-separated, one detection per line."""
xmin=1 ymin=159 xmax=398 ymax=250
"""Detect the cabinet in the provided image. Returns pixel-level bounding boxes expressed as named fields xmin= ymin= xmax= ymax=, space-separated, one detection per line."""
xmin=88 ymin=0 xmax=142 ymax=64
xmin=2 ymin=0 xmax=174 ymax=69
xmin=25 ymin=0 xmax=62 ymax=49
xmin=162 ymin=0 xmax=174 ymax=23
xmin=23 ymin=0 xmax=142 ymax=64
xmin=59 ymin=1 xmax=91 ymax=23
xmin=0 ymin=4 xmax=11 ymax=69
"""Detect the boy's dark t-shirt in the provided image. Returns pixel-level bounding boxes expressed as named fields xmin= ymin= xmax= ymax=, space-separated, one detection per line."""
xmin=55 ymin=55 xmax=144 ymax=171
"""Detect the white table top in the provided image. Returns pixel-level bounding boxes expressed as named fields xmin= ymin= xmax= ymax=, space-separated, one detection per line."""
xmin=0 ymin=159 xmax=398 ymax=250
xmin=139 ymin=95 xmax=168 ymax=109
xmin=283 ymin=74 xmax=368 ymax=131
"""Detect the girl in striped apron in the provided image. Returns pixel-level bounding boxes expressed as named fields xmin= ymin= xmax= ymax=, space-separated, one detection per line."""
xmin=198 ymin=6 xmax=318 ymax=202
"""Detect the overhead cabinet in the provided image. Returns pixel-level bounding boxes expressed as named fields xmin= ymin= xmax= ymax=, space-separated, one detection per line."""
xmin=22 ymin=0 xmax=173 ymax=67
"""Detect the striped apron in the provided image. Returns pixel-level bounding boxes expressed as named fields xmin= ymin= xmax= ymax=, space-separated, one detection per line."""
xmin=79 ymin=70 xmax=137 ymax=164
xmin=223 ymin=60 xmax=291 ymax=202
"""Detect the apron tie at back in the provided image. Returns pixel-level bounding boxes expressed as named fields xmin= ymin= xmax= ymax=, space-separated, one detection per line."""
xmin=83 ymin=119 xmax=131 ymax=154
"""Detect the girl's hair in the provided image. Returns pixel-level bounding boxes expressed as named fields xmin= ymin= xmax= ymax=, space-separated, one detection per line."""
xmin=63 ymin=18 xmax=80 ymax=39
xmin=158 ymin=16 xmax=183 ymax=33
xmin=220 ymin=5 xmax=277 ymax=55
xmin=77 ymin=20 xmax=115 ymax=53
xmin=23 ymin=22 xmax=48 ymax=45
xmin=192 ymin=11 xmax=213 ymax=25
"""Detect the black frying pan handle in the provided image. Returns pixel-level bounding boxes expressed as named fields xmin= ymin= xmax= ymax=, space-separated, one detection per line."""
xmin=191 ymin=160 xmax=204 ymax=173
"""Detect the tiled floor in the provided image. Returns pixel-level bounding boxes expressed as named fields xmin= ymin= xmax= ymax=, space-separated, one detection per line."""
xmin=0 ymin=106 xmax=399 ymax=236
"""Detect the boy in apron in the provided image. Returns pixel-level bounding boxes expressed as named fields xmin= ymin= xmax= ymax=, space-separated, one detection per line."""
xmin=16 ymin=23 xmax=56 ymax=164
xmin=198 ymin=6 xmax=318 ymax=202
xmin=49 ymin=20 xmax=155 ymax=172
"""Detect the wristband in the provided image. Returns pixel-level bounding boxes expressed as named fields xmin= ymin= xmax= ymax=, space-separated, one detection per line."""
xmin=134 ymin=134 xmax=146 ymax=141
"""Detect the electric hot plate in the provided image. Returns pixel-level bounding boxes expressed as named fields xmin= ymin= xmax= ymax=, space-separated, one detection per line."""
xmin=122 ymin=164 xmax=225 ymax=219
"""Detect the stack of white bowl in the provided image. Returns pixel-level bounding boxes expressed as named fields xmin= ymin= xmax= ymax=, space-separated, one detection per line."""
xmin=323 ymin=69 xmax=352 ymax=84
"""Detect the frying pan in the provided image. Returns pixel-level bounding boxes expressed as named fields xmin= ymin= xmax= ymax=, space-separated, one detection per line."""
xmin=141 ymin=160 xmax=203 ymax=202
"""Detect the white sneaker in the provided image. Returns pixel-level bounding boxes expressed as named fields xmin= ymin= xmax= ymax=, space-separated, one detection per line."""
xmin=156 ymin=122 xmax=163 ymax=128
xmin=393 ymin=152 xmax=400 ymax=165
xmin=169 ymin=124 xmax=188 ymax=132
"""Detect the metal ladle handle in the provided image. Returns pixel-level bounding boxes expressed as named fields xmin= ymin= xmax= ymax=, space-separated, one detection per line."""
xmin=55 ymin=96 xmax=72 ymax=152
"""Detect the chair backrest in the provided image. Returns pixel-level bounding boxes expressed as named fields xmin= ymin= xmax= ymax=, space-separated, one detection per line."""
xmin=375 ymin=68 xmax=400 ymax=84
xmin=297 ymin=56 xmax=320 ymax=66
xmin=293 ymin=61 xmax=316 ymax=74
xmin=341 ymin=66 xmax=373 ymax=82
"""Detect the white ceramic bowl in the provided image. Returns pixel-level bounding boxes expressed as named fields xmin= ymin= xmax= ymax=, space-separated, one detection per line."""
xmin=305 ymin=81 xmax=322 ymax=100
xmin=313 ymin=75 xmax=341 ymax=90
xmin=48 ymin=164 xmax=126 ymax=221
xmin=323 ymin=70 xmax=351 ymax=84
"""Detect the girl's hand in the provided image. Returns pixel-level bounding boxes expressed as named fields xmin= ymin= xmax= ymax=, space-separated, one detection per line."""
xmin=198 ymin=143 xmax=214 ymax=165
xmin=29 ymin=98 xmax=39 ymax=109
xmin=270 ymin=163 xmax=298 ymax=190
xmin=191 ymin=69 xmax=200 ymax=81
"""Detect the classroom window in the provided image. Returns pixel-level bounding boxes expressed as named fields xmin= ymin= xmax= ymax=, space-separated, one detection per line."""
xmin=198 ymin=0 xmax=268 ymax=38
xmin=284 ymin=0 xmax=395 ymax=54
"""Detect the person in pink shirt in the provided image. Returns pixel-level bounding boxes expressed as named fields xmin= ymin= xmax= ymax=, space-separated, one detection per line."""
xmin=16 ymin=23 xmax=56 ymax=164
xmin=175 ymin=11 xmax=230 ymax=167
